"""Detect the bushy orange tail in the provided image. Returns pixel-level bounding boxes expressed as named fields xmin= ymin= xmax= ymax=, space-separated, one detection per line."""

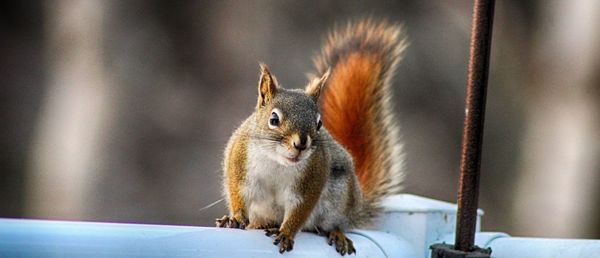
xmin=314 ymin=19 xmax=407 ymax=202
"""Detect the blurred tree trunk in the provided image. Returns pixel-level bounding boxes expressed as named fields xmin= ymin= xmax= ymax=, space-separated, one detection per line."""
xmin=0 ymin=1 xmax=44 ymax=218
xmin=26 ymin=0 xmax=112 ymax=219
xmin=512 ymin=0 xmax=600 ymax=238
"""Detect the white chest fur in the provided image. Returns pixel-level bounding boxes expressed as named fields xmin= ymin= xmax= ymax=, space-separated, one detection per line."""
xmin=243 ymin=140 xmax=307 ymax=223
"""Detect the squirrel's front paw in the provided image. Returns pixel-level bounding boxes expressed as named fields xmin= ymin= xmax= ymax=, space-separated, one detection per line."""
xmin=265 ymin=228 xmax=294 ymax=253
xmin=215 ymin=215 xmax=248 ymax=229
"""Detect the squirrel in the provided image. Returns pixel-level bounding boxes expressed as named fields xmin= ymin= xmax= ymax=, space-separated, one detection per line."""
xmin=216 ymin=19 xmax=407 ymax=255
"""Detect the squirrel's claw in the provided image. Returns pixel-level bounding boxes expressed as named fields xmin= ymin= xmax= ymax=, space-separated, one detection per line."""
xmin=215 ymin=215 xmax=248 ymax=229
xmin=327 ymin=230 xmax=356 ymax=256
xmin=265 ymin=228 xmax=294 ymax=253
xmin=215 ymin=215 xmax=229 ymax=228
xmin=264 ymin=227 xmax=279 ymax=236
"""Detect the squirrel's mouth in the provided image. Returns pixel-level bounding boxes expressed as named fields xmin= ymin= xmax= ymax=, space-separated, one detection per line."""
xmin=274 ymin=145 xmax=312 ymax=166
xmin=282 ymin=151 xmax=306 ymax=165
xmin=285 ymin=156 xmax=300 ymax=163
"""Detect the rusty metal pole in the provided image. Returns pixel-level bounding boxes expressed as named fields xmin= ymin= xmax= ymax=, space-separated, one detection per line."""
xmin=455 ymin=0 xmax=495 ymax=252
xmin=430 ymin=0 xmax=496 ymax=257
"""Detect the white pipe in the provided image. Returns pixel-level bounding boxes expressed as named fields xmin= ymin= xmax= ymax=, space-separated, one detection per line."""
xmin=5 ymin=194 xmax=600 ymax=257
xmin=0 ymin=219 xmax=416 ymax=258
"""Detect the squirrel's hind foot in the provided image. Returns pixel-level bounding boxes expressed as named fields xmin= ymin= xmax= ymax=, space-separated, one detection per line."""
xmin=327 ymin=229 xmax=356 ymax=256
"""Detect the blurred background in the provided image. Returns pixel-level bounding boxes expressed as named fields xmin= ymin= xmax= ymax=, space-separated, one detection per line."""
xmin=1 ymin=0 xmax=599 ymax=239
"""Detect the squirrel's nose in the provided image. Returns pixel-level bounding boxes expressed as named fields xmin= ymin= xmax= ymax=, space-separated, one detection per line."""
xmin=293 ymin=141 xmax=307 ymax=151
xmin=293 ymin=135 xmax=308 ymax=151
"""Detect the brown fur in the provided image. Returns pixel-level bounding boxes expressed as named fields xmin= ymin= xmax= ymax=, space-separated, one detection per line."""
xmin=221 ymin=122 xmax=251 ymax=227
xmin=315 ymin=19 xmax=407 ymax=203
xmin=321 ymin=53 xmax=383 ymax=196
xmin=280 ymin=149 xmax=327 ymax=237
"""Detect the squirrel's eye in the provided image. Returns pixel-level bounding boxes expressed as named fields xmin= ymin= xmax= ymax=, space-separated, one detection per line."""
xmin=269 ymin=111 xmax=280 ymax=128
xmin=316 ymin=114 xmax=322 ymax=131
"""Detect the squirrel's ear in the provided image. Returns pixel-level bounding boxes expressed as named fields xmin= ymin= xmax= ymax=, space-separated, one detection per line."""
xmin=306 ymin=68 xmax=330 ymax=102
xmin=257 ymin=63 xmax=278 ymax=107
